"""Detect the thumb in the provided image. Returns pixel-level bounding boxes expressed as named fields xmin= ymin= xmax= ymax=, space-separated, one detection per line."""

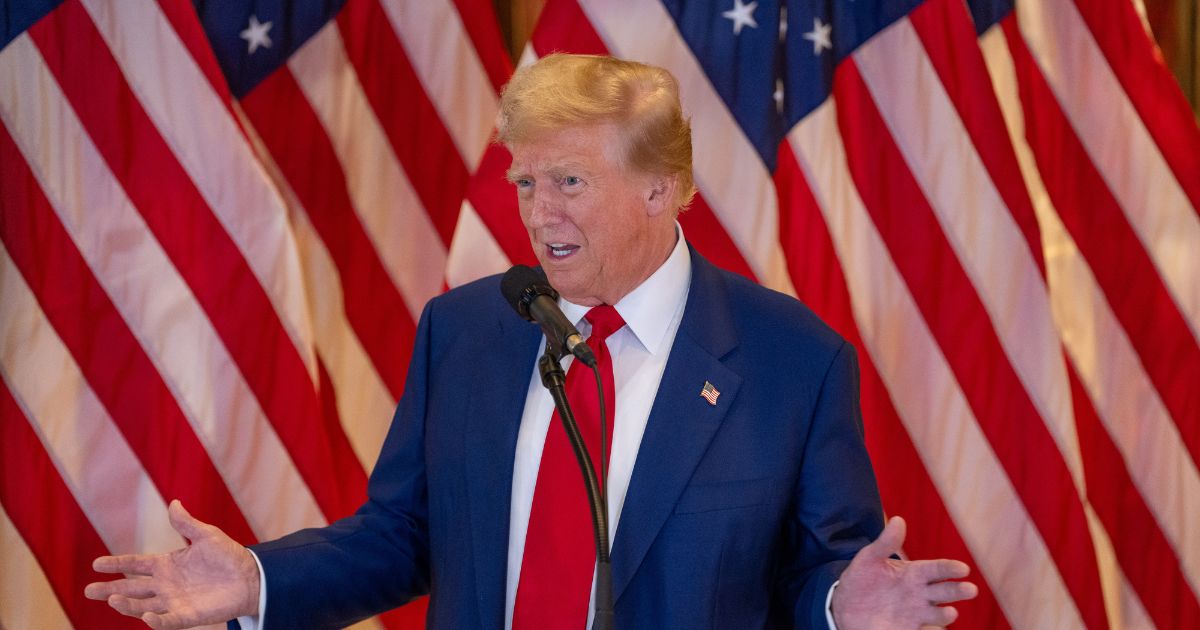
xmin=862 ymin=515 xmax=906 ymax=561
xmin=167 ymin=500 xmax=207 ymax=543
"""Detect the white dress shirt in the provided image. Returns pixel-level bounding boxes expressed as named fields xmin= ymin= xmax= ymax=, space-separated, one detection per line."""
xmin=504 ymin=227 xmax=692 ymax=629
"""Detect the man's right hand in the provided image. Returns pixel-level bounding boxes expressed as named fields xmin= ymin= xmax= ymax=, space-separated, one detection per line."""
xmin=84 ymin=500 xmax=260 ymax=630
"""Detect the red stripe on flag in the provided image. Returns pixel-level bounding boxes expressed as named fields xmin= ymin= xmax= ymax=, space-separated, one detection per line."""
xmin=834 ymin=59 xmax=1109 ymax=629
xmin=1002 ymin=19 xmax=1200 ymax=465
xmin=531 ymin=0 xmax=611 ymax=57
xmin=241 ymin=68 xmax=417 ymax=401
xmin=1069 ymin=362 xmax=1200 ymax=628
xmin=467 ymin=143 xmax=539 ymax=267
xmin=1066 ymin=0 xmax=1200 ymax=215
xmin=678 ymin=195 xmax=759 ymax=282
xmin=908 ymin=0 xmax=1045 ymax=275
xmin=0 ymin=115 xmax=257 ymax=546
xmin=313 ymin=356 xmax=374 ymax=518
xmin=337 ymin=0 xmax=470 ymax=246
xmin=775 ymin=143 xmax=1011 ymax=627
xmin=377 ymin=598 xmax=430 ymax=630
xmin=0 ymin=379 xmax=143 ymax=630
xmin=29 ymin=2 xmax=367 ymax=524
xmin=449 ymin=0 xmax=515 ymax=93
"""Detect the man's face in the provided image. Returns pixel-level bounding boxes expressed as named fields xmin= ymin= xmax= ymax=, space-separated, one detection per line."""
xmin=507 ymin=123 xmax=673 ymax=306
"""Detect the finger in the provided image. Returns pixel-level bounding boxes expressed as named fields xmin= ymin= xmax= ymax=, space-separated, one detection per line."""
xmin=108 ymin=593 xmax=167 ymax=618
xmin=925 ymin=579 xmax=978 ymax=604
xmin=920 ymin=604 xmax=958 ymax=627
xmin=92 ymin=554 xmax=157 ymax=575
xmin=913 ymin=558 xmax=971 ymax=583
xmin=167 ymin=499 xmax=208 ymax=542
xmin=862 ymin=515 xmax=907 ymax=561
xmin=85 ymin=581 xmax=117 ymax=600
xmin=85 ymin=577 xmax=157 ymax=600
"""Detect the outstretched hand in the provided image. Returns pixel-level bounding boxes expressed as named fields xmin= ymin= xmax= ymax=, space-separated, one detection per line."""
xmin=84 ymin=500 xmax=260 ymax=630
xmin=831 ymin=516 xmax=978 ymax=629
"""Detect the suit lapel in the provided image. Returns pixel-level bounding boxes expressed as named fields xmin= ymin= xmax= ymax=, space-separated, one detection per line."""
xmin=465 ymin=309 xmax=542 ymax=628
xmin=610 ymin=251 xmax=742 ymax=602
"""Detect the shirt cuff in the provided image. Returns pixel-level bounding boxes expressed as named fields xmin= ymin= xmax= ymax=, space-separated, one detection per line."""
xmin=235 ymin=549 xmax=268 ymax=630
xmin=825 ymin=579 xmax=840 ymax=630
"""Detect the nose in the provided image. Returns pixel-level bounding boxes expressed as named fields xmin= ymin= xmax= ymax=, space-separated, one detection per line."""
xmin=523 ymin=185 xmax=562 ymax=230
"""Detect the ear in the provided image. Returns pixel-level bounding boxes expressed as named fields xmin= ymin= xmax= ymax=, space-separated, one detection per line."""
xmin=644 ymin=175 xmax=677 ymax=218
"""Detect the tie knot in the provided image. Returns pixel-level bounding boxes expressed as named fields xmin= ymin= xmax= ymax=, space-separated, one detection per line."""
xmin=584 ymin=305 xmax=625 ymax=344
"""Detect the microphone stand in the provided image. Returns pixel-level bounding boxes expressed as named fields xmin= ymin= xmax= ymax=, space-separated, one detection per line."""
xmin=538 ymin=351 xmax=614 ymax=630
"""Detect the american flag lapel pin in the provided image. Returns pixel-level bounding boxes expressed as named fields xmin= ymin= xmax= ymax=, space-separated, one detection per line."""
xmin=700 ymin=380 xmax=720 ymax=406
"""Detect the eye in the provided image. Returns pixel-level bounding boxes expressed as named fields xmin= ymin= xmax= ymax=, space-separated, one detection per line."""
xmin=513 ymin=177 xmax=533 ymax=191
xmin=561 ymin=175 xmax=583 ymax=188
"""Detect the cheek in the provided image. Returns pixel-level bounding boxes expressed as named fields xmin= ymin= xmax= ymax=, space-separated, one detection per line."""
xmin=590 ymin=201 xmax=638 ymax=244
xmin=572 ymin=199 xmax=612 ymax=236
xmin=516 ymin=197 xmax=532 ymax=223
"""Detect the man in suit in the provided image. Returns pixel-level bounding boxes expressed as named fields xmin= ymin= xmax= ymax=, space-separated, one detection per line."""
xmin=86 ymin=54 xmax=976 ymax=629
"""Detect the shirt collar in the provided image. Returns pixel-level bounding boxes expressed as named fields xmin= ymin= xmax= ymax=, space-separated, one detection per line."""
xmin=559 ymin=223 xmax=691 ymax=355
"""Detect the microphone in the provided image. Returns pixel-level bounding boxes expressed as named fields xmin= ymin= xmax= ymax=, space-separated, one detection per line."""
xmin=501 ymin=265 xmax=597 ymax=368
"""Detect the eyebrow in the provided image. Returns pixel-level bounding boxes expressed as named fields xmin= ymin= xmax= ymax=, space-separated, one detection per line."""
xmin=505 ymin=162 xmax=591 ymax=183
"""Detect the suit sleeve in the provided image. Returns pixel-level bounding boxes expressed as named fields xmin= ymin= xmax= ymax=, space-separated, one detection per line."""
xmin=247 ymin=299 xmax=438 ymax=629
xmin=772 ymin=341 xmax=884 ymax=628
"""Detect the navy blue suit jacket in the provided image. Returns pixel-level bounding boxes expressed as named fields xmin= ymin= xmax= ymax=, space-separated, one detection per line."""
xmin=251 ymin=248 xmax=884 ymax=629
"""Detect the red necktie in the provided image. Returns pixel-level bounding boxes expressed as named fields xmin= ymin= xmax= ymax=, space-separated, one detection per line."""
xmin=513 ymin=305 xmax=624 ymax=629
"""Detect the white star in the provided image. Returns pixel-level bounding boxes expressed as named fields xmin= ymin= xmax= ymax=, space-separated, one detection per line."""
xmin=722 ymin=0 xmax=759 ymax=36
xmin=802 ymin=17 xmax=832 ymax=56
xmin=240 ymin=15 xmax=273 ymax=55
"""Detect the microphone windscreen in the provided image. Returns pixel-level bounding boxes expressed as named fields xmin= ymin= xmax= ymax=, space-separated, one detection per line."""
xmin=500 ymin=265 xmax=546 ymax=315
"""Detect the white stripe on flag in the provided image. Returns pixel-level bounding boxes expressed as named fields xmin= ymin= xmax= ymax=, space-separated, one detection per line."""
xmin=236 ymin=107 xmax=398 ymax=473
xmin=979 ymin=25 xmax=1200 ymax=599
xmin=787 ymin=100 xmax=1085 ymax=629
xmin=0 ymin=504 xmax=72 ymax=630
xmin=290 ymin=21 xmax=448 ymax=321
xmin=0 ymin=35 xmax=324 ymax=541
xmin=0 ymin=241 xmax=182 ymax=556
xmin=1017 ymin=0 xmax=1200 ymax=341
xmin=446 ymin=200 xmax=514 ymax=288
xmin=854 ymin=17 xmax=1084 ymax=491
xmin=1084 ymin=504 xmax=1154 ymax=629
xmin=379 ymin=0 xmax=500 ymax=169
xmin=79 ymin=0 xmax=319 ymax=374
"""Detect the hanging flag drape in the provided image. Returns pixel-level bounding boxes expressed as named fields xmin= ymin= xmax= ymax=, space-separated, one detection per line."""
xmin=1 ymin=1 xmax=1197 ymax=628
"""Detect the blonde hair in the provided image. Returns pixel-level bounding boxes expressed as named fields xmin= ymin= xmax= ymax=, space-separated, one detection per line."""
xmin=497 ymin=53 xmax=697 ymax=211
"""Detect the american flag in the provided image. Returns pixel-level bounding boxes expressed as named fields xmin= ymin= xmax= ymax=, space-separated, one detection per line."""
xmin=700 ymin=381 xmax=720 ymax=406
xmin=1 ymin=0 xmax=1197 ymax=628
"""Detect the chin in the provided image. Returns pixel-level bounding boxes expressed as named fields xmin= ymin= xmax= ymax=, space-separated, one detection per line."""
xmin=541 ymin=265 xmax=603 ymax=303
xmin=543 ymin=276 xmax=586 ymax=303
xmin=544 ymin=273 xmax=578 ymax=295
xmin=538 ymin=261 xmax=568 ymax=281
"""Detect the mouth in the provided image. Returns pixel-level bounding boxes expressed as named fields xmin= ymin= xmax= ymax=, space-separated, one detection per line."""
xmin=545 ymin=243 xmax=580 ymax=259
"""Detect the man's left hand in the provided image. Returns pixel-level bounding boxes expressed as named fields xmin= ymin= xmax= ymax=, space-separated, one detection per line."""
xmin=831 ymin=515 xmax=978 ymax=629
